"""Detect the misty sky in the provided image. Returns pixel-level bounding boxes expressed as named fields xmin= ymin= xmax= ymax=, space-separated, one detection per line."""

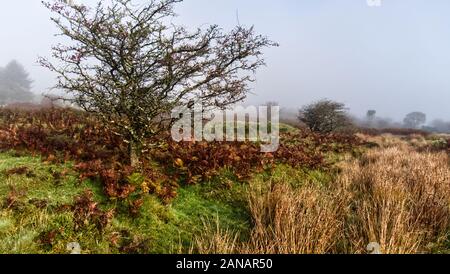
xmin=1 ymin=0 xmax=450 ymax=121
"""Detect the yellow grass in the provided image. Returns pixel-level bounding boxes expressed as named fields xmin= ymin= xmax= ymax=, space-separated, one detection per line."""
xmin=194 ymin=140 xmax=450 ymax=254
xmin=339 ymin=146 xmax=450 ymax=253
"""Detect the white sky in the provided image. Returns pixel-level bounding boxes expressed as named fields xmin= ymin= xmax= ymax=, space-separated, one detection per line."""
xmin=1 ymin=0 xmax=450 ymax=121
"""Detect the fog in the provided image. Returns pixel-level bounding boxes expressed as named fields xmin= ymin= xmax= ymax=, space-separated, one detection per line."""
xmin=1 ymin=0 xmax=450 ymax=122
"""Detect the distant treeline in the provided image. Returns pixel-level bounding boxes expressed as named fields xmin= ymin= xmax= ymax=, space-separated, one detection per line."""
xmin=277 ymin=101 xmax=450 ymax=134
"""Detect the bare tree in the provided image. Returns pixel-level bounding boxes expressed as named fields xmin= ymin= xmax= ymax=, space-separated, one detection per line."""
xmin=40 ymin=0 xmax=277 ymax=167
xmin=298 ymin=99 xmax=351 ymax=133
xmin=403 ymin=112 xmax=426 ymax=129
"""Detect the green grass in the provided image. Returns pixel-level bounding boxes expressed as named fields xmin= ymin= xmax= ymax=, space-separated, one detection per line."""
xmin=0 ymin=152 xmax=251 ymax=254
xmin=0 ymin=145 xmax=343 ymax=254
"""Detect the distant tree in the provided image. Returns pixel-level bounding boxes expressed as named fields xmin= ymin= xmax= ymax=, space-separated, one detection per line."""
xmin=40 ymin=0 xmax=277 ymax=167
xmin=430 ymin=119 xmax=450 ymax=133
xmin=374 ymin=117 xmax=393 ymax=129
xmin=3 ymin=60 xmax=33 ymax=91
xmin=365 ymin=109 xmax=377 ymax=127
xmin=298 ymin=99 xmax=351 ymax=133
xmin=0 ymin=60 xmax=34 ymax=104
xmin=366 ymin=110 xmax=376 ymax=121
xmin=403 ymin=112 xmax=426 ymax=129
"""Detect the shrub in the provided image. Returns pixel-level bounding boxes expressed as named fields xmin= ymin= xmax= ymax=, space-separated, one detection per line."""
xmin=299 ymin=99 xmax=352 ymax=133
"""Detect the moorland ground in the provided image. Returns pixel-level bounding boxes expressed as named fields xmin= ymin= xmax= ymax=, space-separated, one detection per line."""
xmin=0 ymin=107 xmax=449 ymax=254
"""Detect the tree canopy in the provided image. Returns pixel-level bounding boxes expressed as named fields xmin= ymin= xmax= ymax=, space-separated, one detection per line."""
xmin=403 ymin=112 xmax=426 ymax=129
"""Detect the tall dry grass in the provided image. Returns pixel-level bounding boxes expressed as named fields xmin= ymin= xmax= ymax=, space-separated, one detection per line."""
xmin=194 ymin=179 xmax=348 ymax=254
xmin=241 ymin=181 xmax=347 ymax=254
xmin=339 ymin=146 xmax=450 ymax=253
xmin=194 ymin=142 xmax=450 ymax=254
xmin=194 ymin=217 xmax=240 ymax=254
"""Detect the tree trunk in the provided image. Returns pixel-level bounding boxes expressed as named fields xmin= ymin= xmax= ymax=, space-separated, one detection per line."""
xmin=129 ymin=140 xmax=143 ymax=169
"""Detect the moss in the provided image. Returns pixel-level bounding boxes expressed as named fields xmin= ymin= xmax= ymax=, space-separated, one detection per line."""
xmin=0 ymin=153 xmax=341 ymax=254
xmin=110 ymin=182 xmax=250 ymax=254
